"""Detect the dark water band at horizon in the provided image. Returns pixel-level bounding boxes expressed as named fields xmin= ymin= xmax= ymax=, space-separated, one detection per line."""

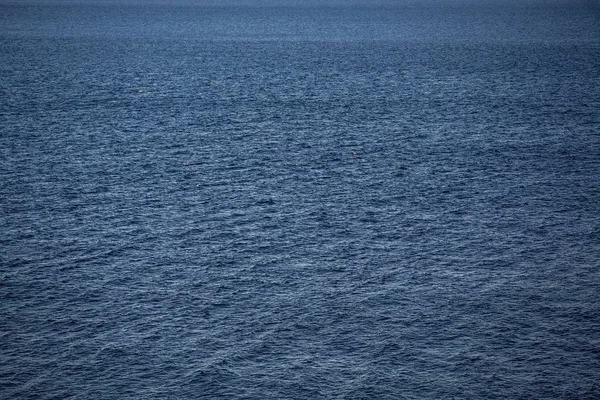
xmin=1 ymin=1 xmax=600 ymax=399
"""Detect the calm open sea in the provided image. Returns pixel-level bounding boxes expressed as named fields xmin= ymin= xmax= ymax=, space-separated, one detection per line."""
xmin=1 ymin=0 xmax=599 ymax=398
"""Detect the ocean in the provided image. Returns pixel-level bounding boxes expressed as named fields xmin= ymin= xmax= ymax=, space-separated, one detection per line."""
xmin=1 ymin=0 xmax=599 ymax=398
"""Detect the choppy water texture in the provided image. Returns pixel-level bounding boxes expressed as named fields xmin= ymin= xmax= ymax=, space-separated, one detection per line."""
xmin=1 ymin=1 xmax=600 ymax=398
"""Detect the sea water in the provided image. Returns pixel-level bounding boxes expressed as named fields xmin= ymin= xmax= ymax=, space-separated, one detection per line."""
xmin=1 ymin=0 xmax=599 ymax=398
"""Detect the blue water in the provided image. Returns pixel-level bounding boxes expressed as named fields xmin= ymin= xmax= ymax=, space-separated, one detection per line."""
xmin=1 ymin=1 xmax=599 ymax=398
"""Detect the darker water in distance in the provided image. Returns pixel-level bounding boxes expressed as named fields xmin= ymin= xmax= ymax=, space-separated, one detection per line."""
xmin=1 ymin=0 xmax=600 ymax=398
